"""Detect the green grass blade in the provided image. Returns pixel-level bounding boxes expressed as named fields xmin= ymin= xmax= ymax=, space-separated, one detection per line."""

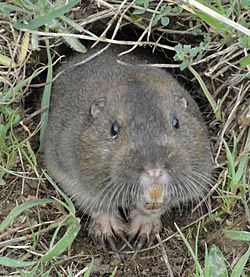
xmin=22 ymin=140 xmax=38 ymax=168
xmin=109 ymin=266 xmax=117 ymax=277
xmin=223 ymin=139 xmax=235 ymax=187
xmin=0 ymin=199 xmax=52 ymax=233
xmin=0 ymin=257 xmax=35 ymax=268
xmin=195 ymin=222 xmax=201 ymax=274
xmin=14 ymin=0 xmax=81 ymax=30
xmin=14 ymin=0 xmax=37 ymax=11
xmin=204 ymin=244 xmax=211 ymax=277
xmin=231 ymin=247 xmax=250 ymax=277
xmin=188 ymin=65 xmax=220 ymax=121
xmin=39 ymin=38 xmax=52 ymax=153
xmin=0 ymin=3 xmax=26 ymax=13
xmin=44 ymin=171 xmax=76 ymax=215
xmin=19 ymin=264 xmax=39 ymax=277
xmin=0 ymin=66 xmax=46 ymax=103
xmin=40 ymin=218 xmax=81 ymax=263
xmin=84 ymin=258 xmax=94 ymax=277
xmin=0 ymin=54 xmax=15 ymax=67
xmin=49 ymin=216 xmax=70 ymax=248
xmin=238 ymin=129 xmax=250 ymax=184
xmin=214 ymin=0 xmax=225 ymax=14
xmin=224 ymin=230 xmax=250 ymax=241
xmin=232 ymin=132 xmax=238 ymax=162
xmin=240 ymin=55 xmax=250 ymax=68
xmin=1 ymin=78 xmax=30 ymax=102
xmin=195 ymin=10 xmax=227 ymax=32
xmin=174 ymin=223 xmax=204 ymax=277
xmin=194 ymin=0 xmax=225 ymax=14
xmin=207 ymin=245 xmax=228 ymax=277
xmin=234 ymin=153 xmax=249 ymax=185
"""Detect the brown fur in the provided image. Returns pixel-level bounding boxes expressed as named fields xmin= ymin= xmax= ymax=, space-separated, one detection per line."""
xmin=44 ymin=45 xmax=213 ymax=241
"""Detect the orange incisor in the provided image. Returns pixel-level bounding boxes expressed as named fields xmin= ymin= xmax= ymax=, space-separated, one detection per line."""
xmin=145 ymin=185 xmax=164 ymax=210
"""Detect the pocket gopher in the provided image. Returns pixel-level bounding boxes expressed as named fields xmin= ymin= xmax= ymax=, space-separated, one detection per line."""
xmin=44 ymin=45 xmax=212 ymax=248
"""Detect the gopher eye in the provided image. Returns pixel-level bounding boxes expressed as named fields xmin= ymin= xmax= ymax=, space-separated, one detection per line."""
xmin=111 ymin=121 xmax=120 ymax=139
xmin=172 ymin=116 xmax=179 ymax=129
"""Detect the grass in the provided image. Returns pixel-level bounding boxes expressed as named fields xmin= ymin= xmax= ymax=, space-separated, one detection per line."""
xmin=0 ymin=175 xmax=81 ymax=275
xmin=176 ymin=223 xmax=250 ymax=276
xmin=222 ymin=128 xmax=250 ymax=213
xmin=39 ymin=36 xmax=52 ymax=153
xmin=0 ymin=0 xmax=249 ymax=275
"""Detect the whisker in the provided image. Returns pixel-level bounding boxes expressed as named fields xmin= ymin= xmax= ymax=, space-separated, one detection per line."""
xmin=183 ymin=174 xmax=209 ymax=211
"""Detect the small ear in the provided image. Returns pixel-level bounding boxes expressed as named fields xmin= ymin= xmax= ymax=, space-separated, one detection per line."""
xmin=172 ymin=92 xmax=188 ymax=110
xmin=90 ymin=97 xmax=106 ymax=118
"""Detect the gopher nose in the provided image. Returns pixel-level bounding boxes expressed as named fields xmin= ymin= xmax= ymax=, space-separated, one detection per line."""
xmin=146 ymin=168 xmax=164 ymax=178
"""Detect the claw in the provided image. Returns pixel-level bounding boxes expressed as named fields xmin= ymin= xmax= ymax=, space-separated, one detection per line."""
xmin=100 ymin=236 xmax=108 ymax=254
xmin=89 ymin=212 xmax=126 ymax=253
xmin=106 ymin=235 xmax=118 ymax=252
xmin=88 ymin=210 xmax=162 ymax=255
xmin=118 ymin=233 xmax=134 ymax=251
xmin=128 ymin=209 xmax=162 ymax=257
xmin=131 ymin=246 xmax=140 ymax=260
xmin=106 ymin=235 xmax=121 ymax=260
xmin=148 ymin=231 xmax=157 ymax=247
xmin=91 ymin=231 xmax=119 ymax=257
xmin=131 ymin=234 xmax=147 ymax=260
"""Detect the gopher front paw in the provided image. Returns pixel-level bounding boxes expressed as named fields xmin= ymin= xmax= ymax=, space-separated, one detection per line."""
xmin=129 ymin=210 xmax=162 ymax=242
xmin=91 ymin=212 xmax=125 ymax=238
xmin=90 ymin=212 xmax=127 ymax=253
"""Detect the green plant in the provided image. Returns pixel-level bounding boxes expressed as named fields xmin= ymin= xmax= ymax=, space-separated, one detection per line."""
xmin=0 ymin=0 xmax=86 ymax=53
xmin=175 ymin=223 xmax=250 ymax=276
xmin=132 ymin=0 xmax=150 ymax=15
xmin=39 ymin=37 xmax=52 ymax=153
xmin=151 ymin=5 xmax=171 ymax=27
xmin=0 ymin=174 xmax=81 ymax=275
xmin=174 ymin=41 xmax=210 ymax=70
xmin=222 ymin=129 xmax=250 ymax=213
xmin=0 ymin=107 xmax=21 ymax=177
xmin=188 ymin=65 xmax=226 ymax=122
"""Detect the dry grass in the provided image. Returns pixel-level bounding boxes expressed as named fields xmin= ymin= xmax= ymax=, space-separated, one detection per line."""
xmin=0 ymin=0 xmax=249 ymax=276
